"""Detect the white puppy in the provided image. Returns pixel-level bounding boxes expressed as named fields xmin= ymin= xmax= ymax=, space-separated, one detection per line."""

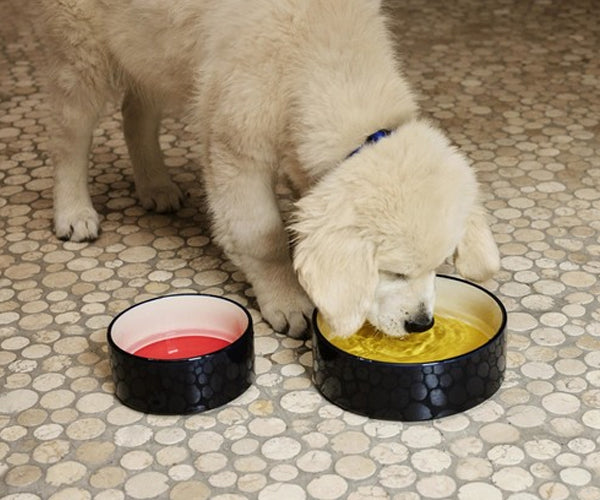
xmin=42 ymin=0 xmax=500 ymax=338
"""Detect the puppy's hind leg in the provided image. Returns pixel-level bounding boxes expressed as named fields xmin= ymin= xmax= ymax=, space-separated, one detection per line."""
xmin=121 ymin=90 xmax=183 ymax=212
xmin=51 ymin=78 xmax=105 ymax=242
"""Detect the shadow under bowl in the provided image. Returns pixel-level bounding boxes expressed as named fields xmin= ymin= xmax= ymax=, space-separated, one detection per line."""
xmin=312 ymin=275 xmax=507 ymax=421
xmin=107 ymin=294 xmax=254 ymax=415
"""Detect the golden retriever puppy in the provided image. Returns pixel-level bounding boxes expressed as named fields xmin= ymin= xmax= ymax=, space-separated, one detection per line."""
xmin=42 ymin=0 xmax=499 ymax=338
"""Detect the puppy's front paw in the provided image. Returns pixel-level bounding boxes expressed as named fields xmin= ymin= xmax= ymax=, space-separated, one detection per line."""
xmin=257 ymin=284 xmax=314 ymax=339
xmin=55 ymin=206 xmax=100 ymax=242
xmin=137 ymin=181 xmax=184 ymax=213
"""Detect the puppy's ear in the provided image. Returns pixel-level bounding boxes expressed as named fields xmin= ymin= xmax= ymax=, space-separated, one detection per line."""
xmin=455 ymin=207 xmax=500 ymax=282
xmin=293 ymin=227 xmax=378 ymax=338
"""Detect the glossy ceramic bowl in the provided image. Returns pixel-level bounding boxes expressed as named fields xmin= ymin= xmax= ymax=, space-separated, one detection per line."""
xmin=312 ymin=275 xmax=506 ymax=421
xmin=107 ymin=294 xmax=254 ymax=414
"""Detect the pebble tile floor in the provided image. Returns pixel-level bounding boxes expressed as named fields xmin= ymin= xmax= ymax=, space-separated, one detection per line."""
xmin=1 ymin=0 xmax=600 ymax=499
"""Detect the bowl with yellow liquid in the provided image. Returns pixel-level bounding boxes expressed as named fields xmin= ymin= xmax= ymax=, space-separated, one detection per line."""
xmin=312 ymin=275 xmax=506 ymax=421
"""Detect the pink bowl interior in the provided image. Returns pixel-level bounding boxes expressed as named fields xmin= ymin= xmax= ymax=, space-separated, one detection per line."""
xmin=110 ymin=295 xmax=249 ymax=358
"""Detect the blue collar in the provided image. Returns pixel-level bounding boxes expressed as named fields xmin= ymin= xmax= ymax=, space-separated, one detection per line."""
xmin=347 ymin=129 xmax=392 ymax=158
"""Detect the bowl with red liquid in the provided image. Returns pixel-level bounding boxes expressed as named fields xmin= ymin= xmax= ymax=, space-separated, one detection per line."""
xmin=107 ymin=294 xmax=254 ymax=414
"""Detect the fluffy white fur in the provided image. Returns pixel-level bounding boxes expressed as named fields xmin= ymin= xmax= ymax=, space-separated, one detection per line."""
xmin=42 ymin=0 xmax=500 ymax=338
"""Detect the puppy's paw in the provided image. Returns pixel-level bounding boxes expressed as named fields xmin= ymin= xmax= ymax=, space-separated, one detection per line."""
xmin=55 ymin=206 xmax=100 ymax=242
xmin=138 ymin=181 xmax=184 ymax=213
xmin=257 ymin=284 xmax=314 ymax=339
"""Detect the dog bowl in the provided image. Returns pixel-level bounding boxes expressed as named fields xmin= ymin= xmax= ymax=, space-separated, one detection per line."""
xmin=312 ymin=275 xmax=506 ymax=421
xmin=107 ymin=294 xmax=254 ymax=414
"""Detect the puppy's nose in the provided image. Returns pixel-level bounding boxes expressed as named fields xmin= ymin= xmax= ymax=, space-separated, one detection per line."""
xmin=404 ymin=314 xmax=434 ymax=333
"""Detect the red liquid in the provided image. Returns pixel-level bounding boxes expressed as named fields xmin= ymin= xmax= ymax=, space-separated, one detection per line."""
xmin=134 ymin=333 xmax=231 ymax=360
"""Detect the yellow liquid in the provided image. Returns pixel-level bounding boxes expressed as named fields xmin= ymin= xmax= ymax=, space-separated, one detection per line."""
xmin=319 ymin=315 xmax=491 ymax=363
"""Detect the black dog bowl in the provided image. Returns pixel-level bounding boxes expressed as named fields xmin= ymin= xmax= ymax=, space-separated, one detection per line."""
xmin=107 ymin=294 xmax=254 ymax=414
xmin=312 ymin=275 xmax=506 ymax=421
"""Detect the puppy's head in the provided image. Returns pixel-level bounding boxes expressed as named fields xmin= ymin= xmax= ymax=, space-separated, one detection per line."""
xmin=292 ymin=119 xmax=499 ymax=337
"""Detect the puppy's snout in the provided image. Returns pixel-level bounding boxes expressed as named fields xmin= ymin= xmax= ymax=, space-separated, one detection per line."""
xmin=404 ymin=313 xmax=434 ymax=333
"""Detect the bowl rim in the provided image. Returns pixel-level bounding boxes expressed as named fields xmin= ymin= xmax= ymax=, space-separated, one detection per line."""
xmin=313 ymin=274 xmax=507 ymax=367
xmin=107 ymin=293 xmax=253 ymax=363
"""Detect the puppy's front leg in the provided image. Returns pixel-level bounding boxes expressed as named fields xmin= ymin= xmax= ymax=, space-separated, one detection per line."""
xmin=205 ymin=148 xmax=314 ymax=338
